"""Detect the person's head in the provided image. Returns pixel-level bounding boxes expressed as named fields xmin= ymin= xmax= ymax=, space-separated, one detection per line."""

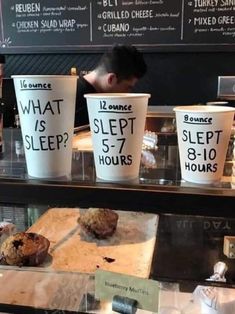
xmin=94 ymin=44 xmax=147 ymax=93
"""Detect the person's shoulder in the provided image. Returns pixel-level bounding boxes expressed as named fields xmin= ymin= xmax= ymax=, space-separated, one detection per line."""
xmin=77 ymin=75 xmax=88 ymax=87
xmin=77 ymin=76 xmax=96 ymax=93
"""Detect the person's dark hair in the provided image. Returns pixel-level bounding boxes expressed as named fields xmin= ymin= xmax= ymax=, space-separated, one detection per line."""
xmin=96 ymin=44 xmax=147 ymax=81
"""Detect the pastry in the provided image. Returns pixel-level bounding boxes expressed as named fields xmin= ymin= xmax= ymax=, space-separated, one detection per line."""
xmin=78 ymin=208 xmax=119 ymax=239
xmin=1 ymin=232 xmax=50 ymax=266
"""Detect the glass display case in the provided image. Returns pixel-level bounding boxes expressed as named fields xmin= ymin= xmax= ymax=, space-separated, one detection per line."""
xmin=0 ymin=125 xmax=235 ymax=314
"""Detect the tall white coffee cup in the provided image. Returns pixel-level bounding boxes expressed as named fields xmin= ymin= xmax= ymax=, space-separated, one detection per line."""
xmin=85 ymin=93 xmax=151 ymax=181
xmin=12 ymin=75 xmax=77 ymax=178
xmin=174 ymin=105 xmax=235 ymax=184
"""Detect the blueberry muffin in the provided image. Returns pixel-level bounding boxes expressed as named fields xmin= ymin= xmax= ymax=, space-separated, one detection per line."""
xmin=1 ymin=232 xmax=50 ymax=266
xmin=78 ymin=208 xmax=119 ymax=239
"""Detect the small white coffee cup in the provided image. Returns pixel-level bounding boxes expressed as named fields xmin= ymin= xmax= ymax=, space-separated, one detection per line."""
xmin=174 ymin=105 xmax=235 ymax=184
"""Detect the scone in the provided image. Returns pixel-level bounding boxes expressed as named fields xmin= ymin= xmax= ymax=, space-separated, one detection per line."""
xmin=0 ymin=222 xmax=17 ymax=246
xmin=78 ymin=208 xmax=119 ymax=239
xmin=1 ymin=232 xmax=50 ymax=266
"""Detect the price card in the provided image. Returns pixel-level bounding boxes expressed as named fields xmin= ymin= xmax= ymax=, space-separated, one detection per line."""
xmin=95 ymin=269 xmax=160 ymax=313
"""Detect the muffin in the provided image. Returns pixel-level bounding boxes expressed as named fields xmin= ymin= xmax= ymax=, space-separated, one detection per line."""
xmin=78 ymin=208 xmax=119 ymax=239
xmin=1 ymin=232 xmax=50 ymax=266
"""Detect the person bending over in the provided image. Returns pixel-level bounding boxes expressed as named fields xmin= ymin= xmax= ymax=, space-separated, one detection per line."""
xmin=74 ymin=44 xmax=147 ymax=127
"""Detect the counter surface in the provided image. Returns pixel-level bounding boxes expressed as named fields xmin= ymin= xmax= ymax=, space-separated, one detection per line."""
xmin=0 ymin=128 xmax=234 ymax=216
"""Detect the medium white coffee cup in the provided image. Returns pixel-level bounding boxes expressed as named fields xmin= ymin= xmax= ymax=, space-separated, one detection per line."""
xmin=12 ymin=75 xmax=77 ymax=178
xmin=174 ymin=105 xmax=235 ymax=184
xmin=85 ymin=93 xmax=151 ymax=181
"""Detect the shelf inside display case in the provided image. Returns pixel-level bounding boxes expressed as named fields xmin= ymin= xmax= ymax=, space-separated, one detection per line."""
xmin=0 ymin=205 xmax=159 ymax=313
xmin=2 ymin=204 xmax=235 ymax=314
xmin=27 ymin=207 xmax=158 ymax=277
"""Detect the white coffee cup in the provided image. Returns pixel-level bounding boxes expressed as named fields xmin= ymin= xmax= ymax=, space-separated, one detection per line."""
xmin=174 ymin=105 xmax=235 ymax=184
xmin=12 ymin=75 xmax=77 ymax=178
xmin=85 ymin=93 xmax=151 ymax=181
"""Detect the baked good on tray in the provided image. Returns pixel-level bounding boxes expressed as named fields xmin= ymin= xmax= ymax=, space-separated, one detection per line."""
xmin=0 ymin=222 xmax=17 ymax=246
xmin=1 ymin=232 xmax=50 ymax=266
xmin=78 ymin=208 xmax=119 ymax=239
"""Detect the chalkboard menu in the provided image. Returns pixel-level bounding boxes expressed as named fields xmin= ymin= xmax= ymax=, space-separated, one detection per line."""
xmin=0 ymin=0 xmax=235 ymax=53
